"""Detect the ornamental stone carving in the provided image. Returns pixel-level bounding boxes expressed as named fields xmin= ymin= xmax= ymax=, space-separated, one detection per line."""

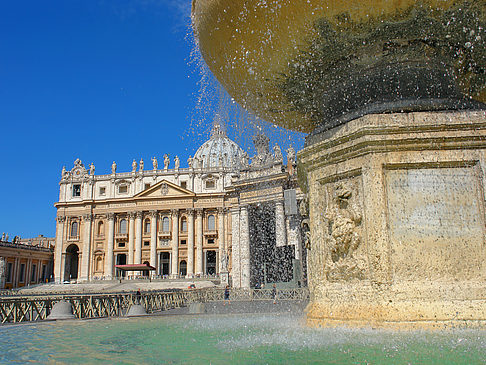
xmin=160 ymin=183 xmax=169 ymax=195
xmin=299 ymin=196 xmax=311 ymax=250
xmin=82 ymin=213 xmax=93 ymax=221
xmin=128 ymin=211 xmax=136 ymax=219
xmin=195 ymin=208 xmax=204 ymax=217
xmin=107 ymin=213 xmax=115 ymax=221
xmin=150 ymin=210 xmax=158 ymax=218
xmin=324 ymin=182 xmax=366 ymax=281
xmin=186 ymin=208 xmax=195 ymax=216
xmin=135 ymin=211 xmax=143 ymax=219
xmin=56 ymin=216 xmax=66 ymax=223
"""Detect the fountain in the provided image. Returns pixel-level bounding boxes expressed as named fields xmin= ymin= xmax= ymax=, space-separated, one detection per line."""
xmin=192 ymin=0 xmax=486 ymax=328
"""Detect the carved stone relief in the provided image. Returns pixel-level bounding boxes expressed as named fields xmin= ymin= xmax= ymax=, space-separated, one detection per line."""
xmin=323 ymin=179 xmax=367 ymax=281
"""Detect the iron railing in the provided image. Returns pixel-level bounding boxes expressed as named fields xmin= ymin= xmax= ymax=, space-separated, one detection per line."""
xmin=0 ymin=287 xmax=309 ymax=324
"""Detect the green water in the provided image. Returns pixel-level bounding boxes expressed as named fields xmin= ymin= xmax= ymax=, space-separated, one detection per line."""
xmin=0 ymin=314 xmax=484 ymax=364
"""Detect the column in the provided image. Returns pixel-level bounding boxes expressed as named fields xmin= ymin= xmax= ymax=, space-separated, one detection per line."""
xmin=240 ymin=206 xmax=250 ymax=288
xmin=231 ymin=207 xmax=240 ymax=287
xmin=0 ymin=257 xmax=6 ymax=289
xmin=218 ymin=207 xmax=226 ymax=273
xmin=170 ymin=209 xmax=179 ymax=278
xmin=275 ymin=200 xmax=287 ymax=247
xmin=135 ymin=211 xmax=143 ymax=264
xmin=195 ymin=208 xmax=203 ymax=276
xmin=128 ymin=212 xmax=135 ymax=265
xmin=54 ymin=216 xmax=65 ymax=283
xmin=362 ymin=157 xmax=392 ymax=284
xmin=80 ymin=213 xmax=93 ymax=281
xmin=150 ymin=210 xmax=157 ymax=277
xmin=187 ymin=209 xmax=195 ymax=278
xmin=105 ymin=213 xmax=115 ymax=279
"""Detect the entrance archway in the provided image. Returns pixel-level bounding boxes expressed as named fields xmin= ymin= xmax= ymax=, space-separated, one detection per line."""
xmin=64 ymin=244 xmax=79 ymax=281
xmin=206 ymin=251 xmax=216 ymax=275
xmin=160 ymin=252 xmax=170 ymax=276
xmin=143 ymin=261 xmax=150 ymax=277
xmin=179 ymin=260 xmax=187 ymax=277
xmin=116 ymin=254 xmax=127 ymax=277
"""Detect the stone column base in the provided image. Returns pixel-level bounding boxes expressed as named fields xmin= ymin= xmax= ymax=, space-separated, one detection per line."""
xmin=299 ymin=110 xmax=486 ymax=329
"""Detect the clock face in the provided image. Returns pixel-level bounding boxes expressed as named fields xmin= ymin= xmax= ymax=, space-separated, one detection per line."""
xmin=75 ymin=169 xmax=81 ymax=176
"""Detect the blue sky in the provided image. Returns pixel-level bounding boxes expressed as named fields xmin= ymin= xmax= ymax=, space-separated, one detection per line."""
xmin=0 ymin=0 xmax=304 ymax=239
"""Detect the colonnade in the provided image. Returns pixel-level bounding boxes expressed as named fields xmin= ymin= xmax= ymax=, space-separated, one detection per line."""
xmin=55 ymin=208 xmax=228 ymax=282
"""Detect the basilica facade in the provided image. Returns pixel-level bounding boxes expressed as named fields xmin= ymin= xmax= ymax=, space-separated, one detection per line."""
xmin=54 ymin=125 xmax=304 ymax=287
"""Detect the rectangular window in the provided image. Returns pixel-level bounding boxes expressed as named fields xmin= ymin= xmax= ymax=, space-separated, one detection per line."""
xmin=72 ymin=184 xmax=81 ymax=197
xmin=143 ymin=241 xmax=150 ymax=247
xmin=118 ymin=185 xmax=128 ymax=194
xmin=208 ymin=238 xmax=215 ymax=245
xmin=31 ymin=265 xmax=37 ymax=282
xmin=205 ymin=180 xmax=215 ymax=189
xmin=144 ymin=183 xmax=151 ymax=190
xmin=118 ymin=241 xmax=125 ymax=248
xmin=99 ymin=187 xmax=106 ymax=196
xmin=19 ymin=263 xmax=25 ymax=283
xmin=6 ymin=262 xmax=13 ymax=282
xmin=180 ymin=239 xmax=187 ymax=245
xmin=180 ymin=181 xmax=187 ymax=189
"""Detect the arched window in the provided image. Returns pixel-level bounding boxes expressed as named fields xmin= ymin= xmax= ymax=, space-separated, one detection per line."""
xmin=181 ymin=217 xmax=187 ymax=232
xmin=120 ymin=219 xmax=127 ymax=234
xmin=70 ymin=221 xmax=78 ymax=237
xmin=97 ymin=221 xmax=104 ymax=236
xmin=208 ymin=215 xmax=215 ymax=231
xmin=144 ymin=219 xmax=150 ymax=233
xmin=162 ymin=217 xmax=170 ymax=232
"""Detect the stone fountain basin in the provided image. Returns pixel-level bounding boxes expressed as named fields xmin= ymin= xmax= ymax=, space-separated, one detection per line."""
xmin=192 ymin=0 xmax=485 ymax=133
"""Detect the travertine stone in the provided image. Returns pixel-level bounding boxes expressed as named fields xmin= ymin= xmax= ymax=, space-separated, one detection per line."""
xmin=299 ymin=110 xmax=486 ymax=328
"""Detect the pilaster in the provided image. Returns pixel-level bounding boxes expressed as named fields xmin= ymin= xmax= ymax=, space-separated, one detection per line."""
xmin=170 ymin=209 xmax=179 ymax=278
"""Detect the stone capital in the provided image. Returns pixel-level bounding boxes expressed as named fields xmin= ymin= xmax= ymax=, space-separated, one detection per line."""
xmin=82 ymin=213 xmax=93 ymax=221
xmin=135 ymin=211 xmax=143 ymax=219
xmin=150 ymin=210 xmax=158 ymax=218
xmin=186 ymin=208 xmax=195 ymax=216
xmin=56 ymin=216 xmax=66 ymax=223
xmin=171 ymin=209 xmax=179 ymax=217
xmin=217 ymin=207 xmax=227 ymax=215
xmin=195 ymin=208 xmax=204 ymax=217
xmin=107 ymin=213 xmax=115 ymax=221
xmin=128 ymin=211 xmax=136 ymax=219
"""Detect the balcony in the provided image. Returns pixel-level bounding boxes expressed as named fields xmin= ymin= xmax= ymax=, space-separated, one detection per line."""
xmin=158 ymin=231 xmax=171 ymax=239
xmin=204 ymin=230 xmax=218 ymax=237
xmin=67 ymin=235 xmax=79 ymax=241
xmin=115 ymin=233 xmax=128 ymax=240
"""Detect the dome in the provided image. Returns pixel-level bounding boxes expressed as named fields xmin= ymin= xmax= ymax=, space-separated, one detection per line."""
xmin=193 ymin=124 xmax=244 ymax=169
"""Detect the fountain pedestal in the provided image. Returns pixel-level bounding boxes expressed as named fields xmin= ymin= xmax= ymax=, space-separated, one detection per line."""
xmin=299 ymin=110 xmax=486 ymax=328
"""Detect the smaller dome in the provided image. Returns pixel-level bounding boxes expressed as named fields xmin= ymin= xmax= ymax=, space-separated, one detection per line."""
xmin=193 ymin=124 xmax=244 ymax=169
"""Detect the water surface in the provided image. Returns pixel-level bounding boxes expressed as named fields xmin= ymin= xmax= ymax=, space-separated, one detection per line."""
xmin=1 ymin=313 xmax=484 ymax=364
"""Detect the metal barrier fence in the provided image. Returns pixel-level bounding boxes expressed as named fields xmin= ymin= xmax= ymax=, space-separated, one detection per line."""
xmin=0 ymin=288 xmax=309 ymax=324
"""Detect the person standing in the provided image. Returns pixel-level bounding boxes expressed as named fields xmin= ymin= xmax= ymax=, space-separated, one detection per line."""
xmin=224 ymin=285 xmax=230 ymax=305
xmin=272 ymin=284 xmax=277 ymax=304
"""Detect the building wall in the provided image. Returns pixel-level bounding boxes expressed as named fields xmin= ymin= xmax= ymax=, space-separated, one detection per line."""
xmin=0 ymin=240 xmax=54 ymax=290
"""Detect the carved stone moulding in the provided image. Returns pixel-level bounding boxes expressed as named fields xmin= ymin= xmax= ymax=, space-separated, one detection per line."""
xmin=299 ymin=110 xmax=486 ymax=329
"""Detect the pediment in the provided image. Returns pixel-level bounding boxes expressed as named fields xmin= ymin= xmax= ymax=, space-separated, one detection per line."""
xmin=134 ymin=180 xmax=195 ymax=198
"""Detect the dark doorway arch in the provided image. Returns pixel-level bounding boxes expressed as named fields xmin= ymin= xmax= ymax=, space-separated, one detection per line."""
xmin=206 ymin=250 xmax=216 ymax=275
xmin=64 ymin=244 xmax=79 ymax=281
xmin=116 ymin=254 xmax=127 ymax=277
xmin=143 ymin=261 xmax=150 ymax=277
xmin=160 ymin=252 xmax=170 ymax=276
xmin=179 ymin=260 xmax=187 ymax=277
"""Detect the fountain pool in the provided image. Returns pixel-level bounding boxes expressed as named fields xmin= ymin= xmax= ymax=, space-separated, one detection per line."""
xmin=1 ymin=314 xmax=485 ymax=364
